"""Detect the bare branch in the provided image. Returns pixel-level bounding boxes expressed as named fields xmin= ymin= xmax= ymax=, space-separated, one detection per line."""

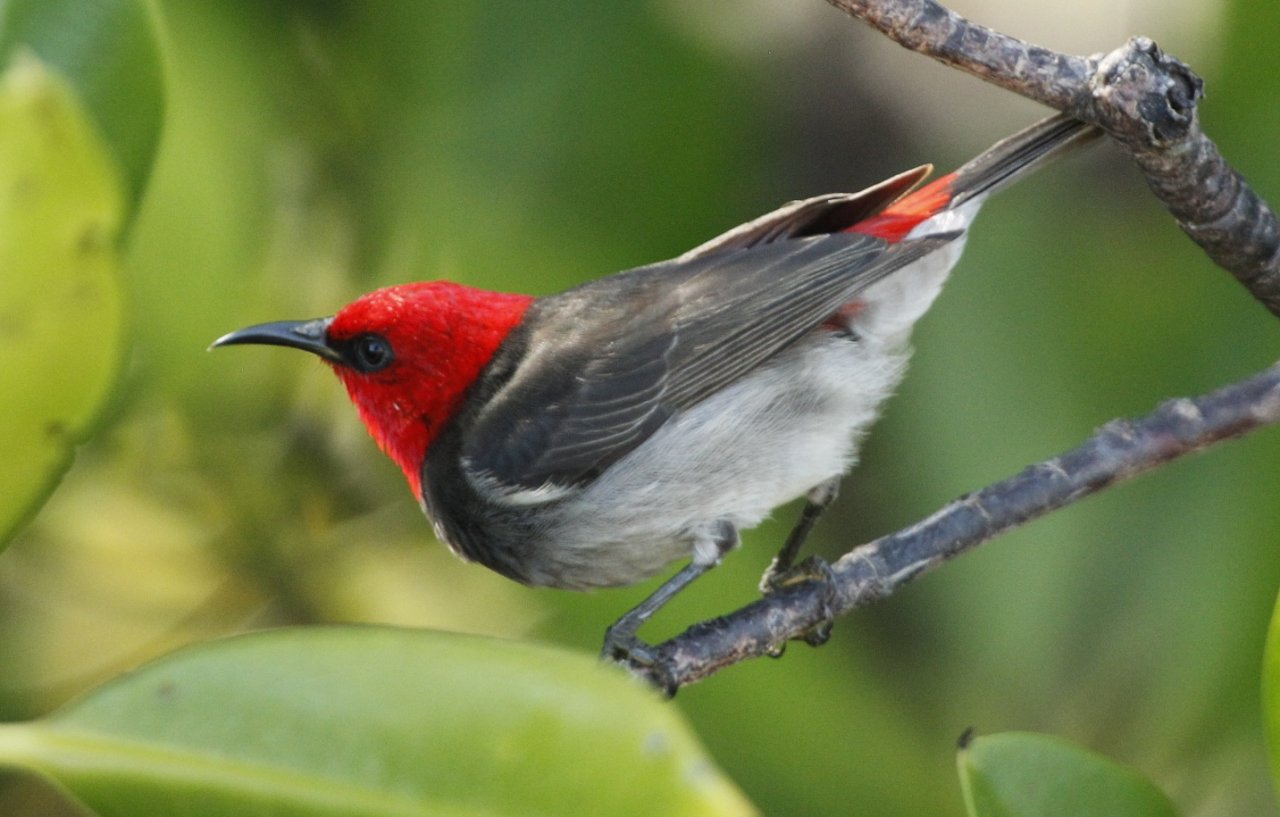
xmin=635 ymin=362 xmax=1280 ymax=691
xmin=824 ymin=0 xmax=1091 ymax=108
xmin=825 ymin=0 xmax=1280 ymax=316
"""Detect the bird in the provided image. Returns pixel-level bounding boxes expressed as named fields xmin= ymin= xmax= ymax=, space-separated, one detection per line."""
xmin=214 ymin=113 xmax=1096 ymax=664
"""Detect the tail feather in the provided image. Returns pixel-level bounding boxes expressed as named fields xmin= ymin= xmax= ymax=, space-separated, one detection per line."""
xmin=845 ymin=113 xmax=1098 ymax=344
xmin=947 ymin=112 xmax=1099 ymax=206
xmin=849 ymin=113 xmax=1099 ymax=242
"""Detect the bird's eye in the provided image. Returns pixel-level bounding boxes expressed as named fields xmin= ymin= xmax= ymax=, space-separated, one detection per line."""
xmin=351 ymin=334 xmax=394 ymax=372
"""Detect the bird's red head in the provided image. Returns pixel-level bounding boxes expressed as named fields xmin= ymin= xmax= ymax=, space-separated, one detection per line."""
xmin=323 ymin=282 xmax=534 ymax=495
xmin=216 ymin=281 xmax=533 ymax=496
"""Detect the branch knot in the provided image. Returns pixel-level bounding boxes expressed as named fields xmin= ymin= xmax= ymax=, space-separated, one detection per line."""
xmin=1087 ymin=37 xmax=1204 ymax=150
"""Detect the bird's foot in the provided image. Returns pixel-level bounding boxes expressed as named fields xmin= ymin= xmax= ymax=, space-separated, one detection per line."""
xmin=760 ymin=554 xmax=839 ymax=647
xmin=601 ymin=622 xmax=656 ymax=665
xmin=601 ymin=624 xmax=678 ymax=697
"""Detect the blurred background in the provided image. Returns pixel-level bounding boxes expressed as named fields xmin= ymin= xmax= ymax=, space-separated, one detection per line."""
xmin=2 ymin=0 xmax=1278 ymax=814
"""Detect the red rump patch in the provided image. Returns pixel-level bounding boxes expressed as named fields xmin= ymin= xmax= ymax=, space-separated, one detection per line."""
xmin=823 ymin=299 xmax=865 ymax=331
xmin=847 ymin=172 xmax=957 ymax=243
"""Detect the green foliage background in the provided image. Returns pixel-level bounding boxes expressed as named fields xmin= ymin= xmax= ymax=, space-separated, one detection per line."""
xmin=2 ymin=1 xmax=1279 ymax=814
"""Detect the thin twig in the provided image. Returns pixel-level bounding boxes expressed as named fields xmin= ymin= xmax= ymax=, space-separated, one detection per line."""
xmin=825 ymin=0 xmax=1091 ymax=107
xmin=636 ymin=363 xmax=1280 ymax=691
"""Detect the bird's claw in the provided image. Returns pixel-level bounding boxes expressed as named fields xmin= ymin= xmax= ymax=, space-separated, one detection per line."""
xmin=601 ymin=623 xmax=655 ymax=665
xmin=760 ymin=554 xmax=838 ymax=647
xmin=601 ymin=626 xmax=678 ymax=697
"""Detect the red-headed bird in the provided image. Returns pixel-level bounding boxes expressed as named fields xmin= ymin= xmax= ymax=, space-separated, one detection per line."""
xmin=214 ymin=114 xmax=1096 ymax=661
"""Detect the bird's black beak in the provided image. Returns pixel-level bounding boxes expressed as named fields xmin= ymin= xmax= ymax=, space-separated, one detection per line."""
xmin=210 ymin=317 xmax=341 ymax=363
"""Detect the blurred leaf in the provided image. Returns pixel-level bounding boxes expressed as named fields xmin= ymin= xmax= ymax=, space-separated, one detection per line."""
xmin=957 ymin=732 xmax=1178 ymax=817
xmin=0 ymin=627 xmax=756 ymax=817
xmin=0 ymin=0 xmax=164 ymax=210
xmin=0 ymin=55 xmax=126 ymax=548
xmin=1262 ymin=585 xmax=1280 ymax=788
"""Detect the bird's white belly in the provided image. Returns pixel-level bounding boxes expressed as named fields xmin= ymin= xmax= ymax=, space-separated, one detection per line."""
xmin=529 ymin=332 xmax=911 ymax=588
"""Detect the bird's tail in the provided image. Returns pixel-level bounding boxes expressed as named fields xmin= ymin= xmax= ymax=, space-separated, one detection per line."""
xmin=947 ymin=112 xmax=1100 ymax=206
xmin=849 ymin=112 xmax=1099 ymax=242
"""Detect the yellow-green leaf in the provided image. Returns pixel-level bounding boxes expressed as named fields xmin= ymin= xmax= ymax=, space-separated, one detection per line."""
xmin=1262 ymin=585 xmax=1280 ymax=787
xmin=0 ymin=54 xmax=126 ymax=547
xmin=0 ymin=627 xmax=757 ymax=817
xmin=0 ymin=0 xmax=165 ymax=209
xmin=958 ymin=732 xmax=1178 ymax=817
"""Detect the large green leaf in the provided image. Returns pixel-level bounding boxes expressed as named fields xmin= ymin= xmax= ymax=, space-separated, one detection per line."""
xmin=0 ymin=627 xmax=756 ymax=817
xmin=957 ymin=732 xmax=1178 ymax=817
xmin=0 ymin=0 xmax=164 ymax=209
xmin=0 ymin=54 xmax=127 ymax=548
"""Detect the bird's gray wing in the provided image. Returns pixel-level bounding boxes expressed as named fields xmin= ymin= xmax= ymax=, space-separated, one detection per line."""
xmin=457 ymin=228 xmax=955 ymax=502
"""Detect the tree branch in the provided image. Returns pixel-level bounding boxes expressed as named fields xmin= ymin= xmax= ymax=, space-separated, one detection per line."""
xmin=618 ymin=0 xmax=1280 ymax=693
xmin=636 ymin=363 xmax=1280 ymax=691
xmin=825 ymin=0 xmax=1280 ymax=317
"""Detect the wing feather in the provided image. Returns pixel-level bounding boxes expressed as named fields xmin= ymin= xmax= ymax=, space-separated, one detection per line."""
xmin=459 ymin=218 xmax=957 ymax=504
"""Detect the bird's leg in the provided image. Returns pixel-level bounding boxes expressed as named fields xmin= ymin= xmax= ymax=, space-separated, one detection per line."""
xmin=760 ymin=477 xmax=842 ymax=647
xmin=602 ymin=520 xmax=739 ymax=689
xmin=764 ymin=476 xmax=841 ymax=579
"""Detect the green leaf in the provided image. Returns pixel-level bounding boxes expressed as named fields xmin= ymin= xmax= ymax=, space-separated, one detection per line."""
xmin=1262 ymin=585 xmax=1280 ymax=787
xmin=957 ymin=732 xmax=1178 ymax=817
xmin=0 ymin=54 xmax=127 ymax=548
xmin=0 ymin=627 xmax=756 ymax=817
xmin=0 ymin=0 xmax=164 ymax=210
